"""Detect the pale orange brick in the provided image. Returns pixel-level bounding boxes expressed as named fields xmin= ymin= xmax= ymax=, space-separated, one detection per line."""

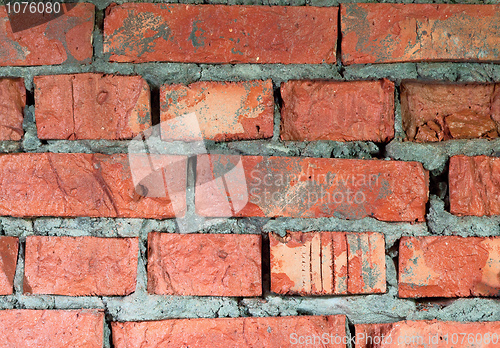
xmin=356 ymin=320 xmax=500 ymax=347
xmin=270 ymin=231 xmax=386 ymax=295
xmin=161 ymin=80 xmax=274 ymax=141
xmin=399 ymin=236 xmax=500 ymax=298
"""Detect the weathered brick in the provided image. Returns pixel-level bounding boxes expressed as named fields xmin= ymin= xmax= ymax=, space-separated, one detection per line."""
xmin=0 ymin=3 xmax=94 ymax=66
xmin=0 ymin=153 xmax=187 ymax=218
xmin=148 ymin=233 xmax=261 ymax=296
xmin=161 ymin=80 xmax=274 ymax=141
xmin=399 ymin=236 xmax=500 ymax=298
xmin=24 ymin=236 xmax=138 ymax=296
xmin=281 ymin=79 xmax=395 ymax=142
xmin=0 ymin=78 xmax=25 ymax=141
xmin=0 ymin=237 xmax=18 ymax=295
xmin=104 ymin=4 xmax=337 ymax=64
xmin=341 ymin=4 xmax=500 ymax=65
xmin=356 ymin=320 xmax=500 ymax=347
xmin=449 ymin=155 xmax=500 ymax=217
xmin=270 ymin=232 xmax=385 ymax=295
xmin=112 ymin=315 xmax=346 ymax=348
xmin=0 ymin=309 xmax=103 ymax=348
xmin=195 ymin=155 xmax=428 ymax=221
xmin=402 ymin=82 xmax=500 ymax=142
xmin=35 ymin=74 xmax=151 ymax=140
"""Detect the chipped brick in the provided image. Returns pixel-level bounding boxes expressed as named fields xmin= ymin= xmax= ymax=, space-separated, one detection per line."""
xmin=399 ymin=236 xmax=500 ymax=298
xmin=270 ymin=232 xmax=386 ymax=295
xmin=0 ymin=237 xmax=18 ymax=295
xmin=449 ymin=155 xmax=500 ymax=217
xmin=0 ymin=78 xmax=25 ymax=141
xmin=402 ymin=82 xmax=500 ymax=142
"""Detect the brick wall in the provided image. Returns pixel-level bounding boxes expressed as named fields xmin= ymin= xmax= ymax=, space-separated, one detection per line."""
xmin=0 ymin=1 xmax=499 ymax=347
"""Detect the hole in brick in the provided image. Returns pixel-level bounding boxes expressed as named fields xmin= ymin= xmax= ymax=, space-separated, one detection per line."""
xmin=261 ymin=232 xmax=271 ymax=295
xmin=26 ymin=89 xmax=35 ymax=107
xmin=150 ymin=86 xmax=161 ymax=126
xmin=415 ymin=297 xmax=457 ymax=311
xmin=429 ymin=161 xmax=450 ymax=209
xmin=336 ymin=7 xmax=344 ymax=78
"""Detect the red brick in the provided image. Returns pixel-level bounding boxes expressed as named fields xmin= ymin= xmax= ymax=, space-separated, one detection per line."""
xmin=112 ymin=315 xmax=346 ymax=348
xmin=195 ymin=155 xmax=428 ymax=221
xmin=449 ymin=155 xmax=500 ymax=217
xmin=147 ymin=233 xmax=261 ymax=296
xmin=355 ymin=320 xmax=500 ymax=348
xmin=35 ymin=74 xmax=151 ymax=140
xmin=104 ymin=4 xmax=337 ymax=64
xmin=0 ymin=78 xmax=25 ymax=141
xmin=0 ymin=309 xmax=103 ymax=348
xmin=270 ymin=232 xmax=385 ymax=295
xmin=399 ymin=236 xmax=500 ymax=298
xmin=341 ymin=4 xmax=500 ymax=65
xmin=24 ymin=236 xmax=138 ymax=296
xmin=402 ymin=82 xmax=500 ymax=142
xmin=161 ymin=80 xmax=274 ymax=141
xmin=281 ymin=79 xmax=395 ymax=142
xmin=0 ymin=4 xmax=94 ymax=66
xmin=0 ymin=237 xmax=18 ymax=295
xmin=0 ymin=153 xmax=186 ymax=218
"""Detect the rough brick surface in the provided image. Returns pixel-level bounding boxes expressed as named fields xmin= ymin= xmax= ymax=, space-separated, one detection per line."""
xmin=0 ymin=3 xmax=94 ymax=66
xmin=24 ymin=236 xmax=138 ymax=296
xmin=148 ymin=233 xmax=261 ymax=296
xmin=0 ymin=309 xmax=104 ymax=348
xmin=280 ymin=79 xmax=395 ymax=142
xmin=195 ymin=155 xmax=428 ymax=221
xmin=356 ymin=320 xmax=500 ymax=348
xmin=270 ymin=232 xmax=385 ymax=295
xmin=0 ymin=237 xmax=18 ymax=295
xmin=112 ymin=315 xmax=346 ymax=348
xmin=104 ymin=3 xmax=337 ymax=64
xmin=402 ymin=82 xmax=500 ymax=142
xmin=341 ymin=4 xmax=500 ymax=65
xmin=0 ymin=153 xmax=186 ymax=218
xmin=35 ymin=74 xmax=151 ymax=140
xmin=449 ymin=155 xmax=500 ymax=217
xmin=399 ymin=236 xmax=500 ymax=298
xmin=161 ymin=80 xmax=274 ymax=141
xmin=0 ymin=78 xmax=25 ymax=141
